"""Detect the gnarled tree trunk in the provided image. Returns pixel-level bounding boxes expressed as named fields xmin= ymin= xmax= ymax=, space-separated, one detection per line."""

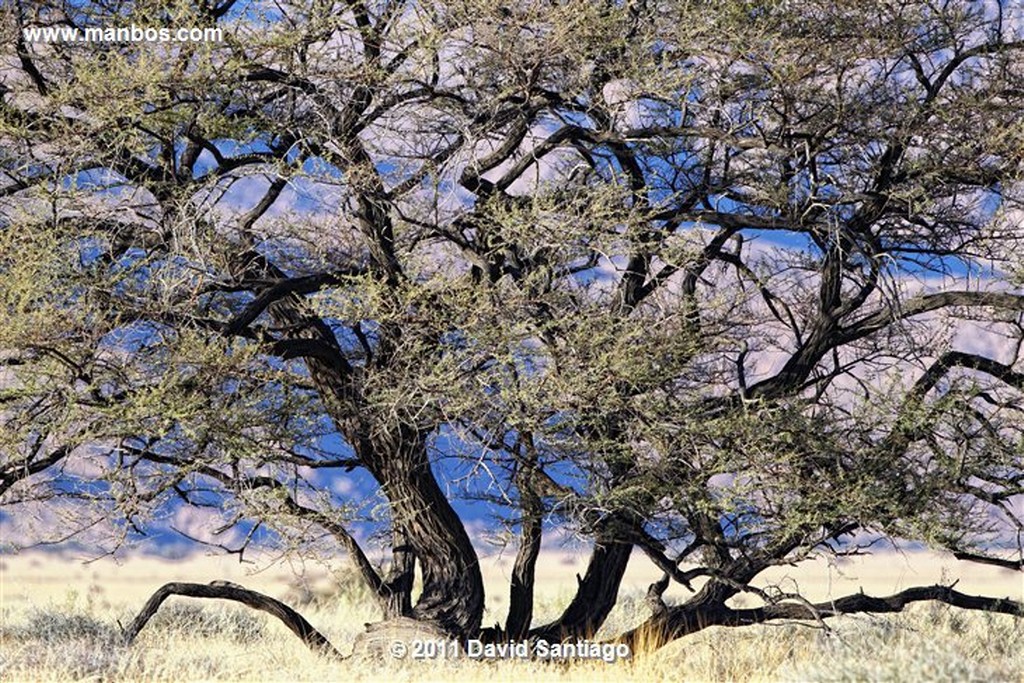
xmin=359 ymin=429 xmax=485 ymax=639
xmin=265 ymin=291 xmax=485 ymax=638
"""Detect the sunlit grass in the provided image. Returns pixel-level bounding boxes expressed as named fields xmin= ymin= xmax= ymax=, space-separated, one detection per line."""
xmin=1 ymin=550 xmax=1021 ymax=681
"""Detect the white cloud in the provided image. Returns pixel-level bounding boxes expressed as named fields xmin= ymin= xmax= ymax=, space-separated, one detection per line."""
xmin=171 ymin=506 xmax=242 ymax=546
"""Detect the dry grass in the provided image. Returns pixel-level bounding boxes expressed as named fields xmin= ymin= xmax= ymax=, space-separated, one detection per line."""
xmin=1 ymin=549 xmax=1022 ymax=681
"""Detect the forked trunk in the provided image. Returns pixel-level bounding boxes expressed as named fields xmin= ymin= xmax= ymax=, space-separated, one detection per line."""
xmin=290 ymin=319 xmax=486 ymax=638
xmin=362 ymin=432 xmax=485 ymax=639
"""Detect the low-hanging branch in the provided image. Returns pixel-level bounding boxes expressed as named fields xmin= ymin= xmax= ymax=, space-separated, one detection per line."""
xmin=620 ymin=583 xmax=1024 ymax=650
xmin=122 ymin=581 xmax=346 ymax=660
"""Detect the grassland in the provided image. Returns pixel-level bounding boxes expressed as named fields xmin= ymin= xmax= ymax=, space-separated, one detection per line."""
xmin=1 ymin=548 xmax=1022 ymax=681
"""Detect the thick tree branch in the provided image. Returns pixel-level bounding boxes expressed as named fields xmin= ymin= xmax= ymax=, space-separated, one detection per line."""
xmin=622 ymin=584 xmax=1024 ymax=651
xmin=951 ymin=550 xmax=1024 ymax=571
xmin=843 ymin=292 xmax=1024 ymax=346
xmin=224 ymin=269 xmax=366 ymax=337
xmin=0 ymin=445 xmax=70 ymax=498
xmin=123 ymin=581 xmax=345 ymax=660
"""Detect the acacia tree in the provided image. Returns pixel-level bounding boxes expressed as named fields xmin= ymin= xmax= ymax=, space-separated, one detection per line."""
xmin=2 ymin=0 xmax=1024 ymax=653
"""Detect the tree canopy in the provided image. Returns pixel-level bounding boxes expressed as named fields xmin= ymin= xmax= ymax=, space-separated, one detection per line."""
xmin=2 ymin=0 xmax=1024 ymax=650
